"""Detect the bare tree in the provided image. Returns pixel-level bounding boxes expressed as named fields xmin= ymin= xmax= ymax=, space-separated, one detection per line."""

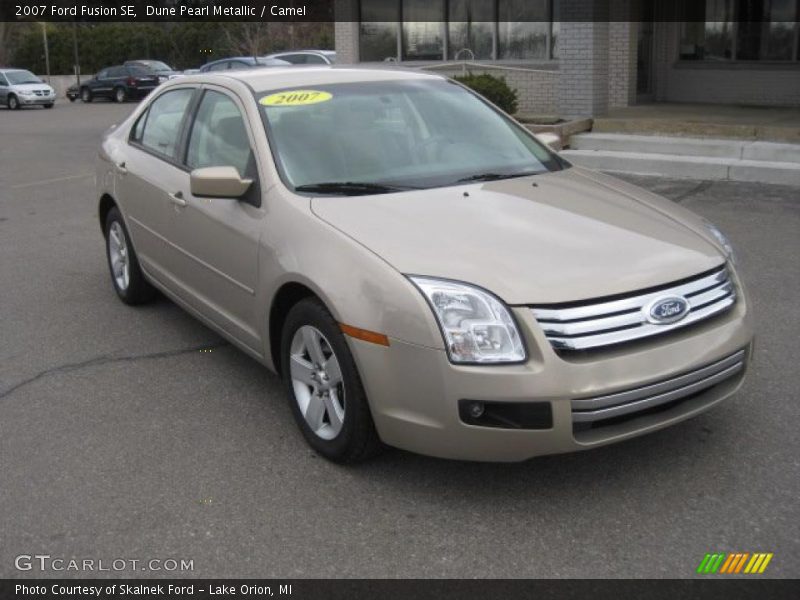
xmin=222 ymin=23 xmax=272 ymax=59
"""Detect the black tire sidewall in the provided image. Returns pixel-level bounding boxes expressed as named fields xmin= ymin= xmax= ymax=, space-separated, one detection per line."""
xmin=114 ymin=87 xmax=126 ymax=103
xmin=281 ymin=299 xmax=376 ymax=462
xmin=104 ymin=207 xmax=154 ymax=305
xmin=81 ymin=88 xmax=91 ymax=102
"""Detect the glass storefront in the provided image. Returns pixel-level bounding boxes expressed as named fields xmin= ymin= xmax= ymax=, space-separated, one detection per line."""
xmin=359 ymin=0 xmax=560 ymax=62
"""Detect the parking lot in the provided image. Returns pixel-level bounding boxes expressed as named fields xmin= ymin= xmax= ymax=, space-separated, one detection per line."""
xmin=1 ymin=100 xmax=798 ymax=578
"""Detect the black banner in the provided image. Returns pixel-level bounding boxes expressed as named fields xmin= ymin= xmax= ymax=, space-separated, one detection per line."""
xmin=2 ymin=579 xmax=800 ymax=600
xmin=3 ymin=0 xmax=800 ymax=23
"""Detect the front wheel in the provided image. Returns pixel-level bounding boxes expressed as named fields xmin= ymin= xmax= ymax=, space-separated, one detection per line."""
xmin=281 ymin=299 xmax=382 ymax=463
xmin=7 ymin=95 xmax=20 ymax=110
xmin=44 ymin=103 xmax=54 ymax=109
xmin=80 ymin=88 xmax=92 ymax=103
xmin=104 ymin=207 xmax=155 ymax=305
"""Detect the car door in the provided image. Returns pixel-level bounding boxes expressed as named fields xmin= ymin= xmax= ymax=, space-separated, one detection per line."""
xmin=119 ymin=87 xmax=197 ymax=284
xmin=91 ymin=68 xmax=114 ymax=97
xmin=0 ymin=73 xmax=8 ymax=103
xmin=165 ymin=87 xmax=264 ymax=352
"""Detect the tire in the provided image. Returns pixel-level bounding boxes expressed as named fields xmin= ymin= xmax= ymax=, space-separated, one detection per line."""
xmin=7 ymin=94 xmax=20 ymax=110
xmin=44 ymin=103 xmax=54 ymax=109
xmin=114 ymin=87 xmax=126 ymax=103
xmin=68 ymin=96 xmax=76 ymax=103
xmin=281 ymin=298 xmax=382 ymax=463
xmin=104 ymin=207 xmax=156 ymax=305
xmin=80 ymin=87 xmax=92 ymax=103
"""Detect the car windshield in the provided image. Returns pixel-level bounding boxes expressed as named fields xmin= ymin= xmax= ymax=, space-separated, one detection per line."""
xmin=258 ymin=79 xmax=565 ymax=194
xmin=6 ymin=70 xmax=42 ymax=85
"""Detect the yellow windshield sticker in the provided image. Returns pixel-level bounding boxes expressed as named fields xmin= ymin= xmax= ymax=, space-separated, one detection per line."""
xmin=259 ymin=90 xmax=332 ymax=107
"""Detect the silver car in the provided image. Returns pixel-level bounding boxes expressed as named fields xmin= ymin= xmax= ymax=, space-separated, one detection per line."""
xmin=95 ymin=68 xmax=753 ymax=463
xmin=263 ymin=50 xmax=336 ymax=65
xmin=0 ymin=69 xmax=56 ymax=110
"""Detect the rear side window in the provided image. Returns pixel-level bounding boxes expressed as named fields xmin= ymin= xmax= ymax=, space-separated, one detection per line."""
xmin=304 ymin=54 xmax=328 ymax=64
xmin=108 ymin=67 xmax=125 ymax=78
xmin=207 ymin=61 xmax=229 ymax=72
xmin=279 ymin=54 xmax=308 ymax=64
xmin=185 ymin=90 xmax=253 ymax=178
xmin=138 ymin=89 xmax=194 ymax=159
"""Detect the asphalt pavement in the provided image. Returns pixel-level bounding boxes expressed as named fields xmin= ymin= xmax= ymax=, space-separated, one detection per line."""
xmin=1 ymin=100 xmax=798 ymax=579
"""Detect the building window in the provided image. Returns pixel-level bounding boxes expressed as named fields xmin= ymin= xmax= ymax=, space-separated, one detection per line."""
xmin=498 ymin=0 xmax=550 ymax=59
xmin=359 ymin=0 xmax=400 ymax=62
xmin=359 ymin=0 xmax=560 ymax=62
xmin=447 ymin=0 xmax=495 ymax=60
xmin=402 ymin=0 xmax=445 ymax=61
xmin=680 ymin=0 xmax=800 ymax=62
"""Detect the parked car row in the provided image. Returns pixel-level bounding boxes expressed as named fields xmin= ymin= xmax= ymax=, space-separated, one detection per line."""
xmin=4 ymin=50 xmax=335 ymax=109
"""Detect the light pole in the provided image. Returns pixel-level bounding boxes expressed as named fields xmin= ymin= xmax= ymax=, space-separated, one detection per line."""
xmin=41 ymin=22 xmax=51 ymax=84
xmin=72 ymin=22 xmax=81 ymax=86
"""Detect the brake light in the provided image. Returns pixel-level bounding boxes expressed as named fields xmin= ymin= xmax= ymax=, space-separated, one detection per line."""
xmin=126 ymin=77 xmax=137 ymax=86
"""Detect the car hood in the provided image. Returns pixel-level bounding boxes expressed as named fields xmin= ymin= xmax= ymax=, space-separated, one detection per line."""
xmin=12 ymin=82 xmax=53 ymax=92
xmin=310 ymin=167 xmax=725 ymax=304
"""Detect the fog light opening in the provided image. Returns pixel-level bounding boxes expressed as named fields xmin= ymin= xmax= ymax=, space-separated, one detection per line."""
xmin=468 ymin=401 xmax=485 ymax=419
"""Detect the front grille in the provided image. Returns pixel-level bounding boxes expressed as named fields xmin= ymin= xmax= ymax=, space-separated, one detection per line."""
xmin=571 ymin=349 xmax=745 ymax=426
xmin=531 ymin=265 xmax=735 ymax=351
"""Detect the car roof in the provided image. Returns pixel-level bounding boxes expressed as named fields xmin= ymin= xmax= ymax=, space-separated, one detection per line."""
xmin=0 ymin=68 xmax=32 ymax=73
xmin=186 ymin=65 xmax=444 ymax=92
xmin=269 ymin=50 xmax=336 ymax=56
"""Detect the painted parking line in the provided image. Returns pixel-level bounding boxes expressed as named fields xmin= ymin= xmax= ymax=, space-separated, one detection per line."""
xmin=11 ymin=173 xmax=93 ymax=189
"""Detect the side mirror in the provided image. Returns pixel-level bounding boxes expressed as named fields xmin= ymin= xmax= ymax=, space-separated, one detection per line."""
xmin=190 ymin=166 xmax=253 ymax=199
xmin=534 ymin=132 xmax=562 ymax=152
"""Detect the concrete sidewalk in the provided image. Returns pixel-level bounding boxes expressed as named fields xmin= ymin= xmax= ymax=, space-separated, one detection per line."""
xmin=593 ymin=102 xmax=800 ymax=143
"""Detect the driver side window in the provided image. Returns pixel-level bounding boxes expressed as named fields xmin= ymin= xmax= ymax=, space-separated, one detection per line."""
xmin=0 ymin=74 xmax=8 ymax=86
xmin=185 ymin=90 xmax=254 ymax=179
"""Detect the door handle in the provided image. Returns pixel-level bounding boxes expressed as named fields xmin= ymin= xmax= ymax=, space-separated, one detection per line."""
xmin=169 ymin=191 xmax=186 ymax=207
xmin=114 ymin=161 xmax=127 ymax=175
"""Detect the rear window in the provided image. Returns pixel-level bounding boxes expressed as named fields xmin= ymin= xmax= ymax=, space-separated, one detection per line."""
xmin=128 ymin=66 xmax=153 ymax=76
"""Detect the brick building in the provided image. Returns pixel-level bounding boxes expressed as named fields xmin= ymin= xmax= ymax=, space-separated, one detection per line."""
xmin=333 ymin=0 xmax=800 ymax=118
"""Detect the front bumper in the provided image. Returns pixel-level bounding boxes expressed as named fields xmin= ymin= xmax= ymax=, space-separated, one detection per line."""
xmin=349 ymin=290 xmax=753 ymax=462
xmin=18 ymin=94 xmax=55 ymax=105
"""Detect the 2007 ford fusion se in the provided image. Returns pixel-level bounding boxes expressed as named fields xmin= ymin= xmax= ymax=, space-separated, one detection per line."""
xmin=96 ymin=67 xmax=753 ymax=462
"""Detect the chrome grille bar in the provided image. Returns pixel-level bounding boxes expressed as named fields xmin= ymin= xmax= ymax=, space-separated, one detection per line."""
xmin=571 ymin=349 xmax=746 ymax=423
xmin=531 ymin=266 xmax=735 ymax=351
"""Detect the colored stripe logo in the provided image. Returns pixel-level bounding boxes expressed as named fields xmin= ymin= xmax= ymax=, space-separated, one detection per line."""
xmin=697 ymin=552 xmax=773 ymax=574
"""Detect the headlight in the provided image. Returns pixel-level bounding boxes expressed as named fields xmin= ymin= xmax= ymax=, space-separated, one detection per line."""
xmin=705 ymin=222 xmax=736 ymax=264
xmin=19 ymin=90 xmax=34 ymax=95
xmin=409 ymin=276 xmax=526 ymax=364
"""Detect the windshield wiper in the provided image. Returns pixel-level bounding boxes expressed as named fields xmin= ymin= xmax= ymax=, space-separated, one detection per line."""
xmin=294 ymin=181 xmax=418 ymax=196
xmin=456 ymin=170 xmax=542 ymax=183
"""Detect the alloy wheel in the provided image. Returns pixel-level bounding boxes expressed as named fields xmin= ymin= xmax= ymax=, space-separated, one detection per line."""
xmin=289 ymin=325 xmax=345 ymax=440
xmin=107 ymin=221 xmax=130 ymax=292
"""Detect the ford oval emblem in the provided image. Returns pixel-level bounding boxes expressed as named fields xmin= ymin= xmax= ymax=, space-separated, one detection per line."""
xmin=646 ymin=295 xmax=690 ymax=324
